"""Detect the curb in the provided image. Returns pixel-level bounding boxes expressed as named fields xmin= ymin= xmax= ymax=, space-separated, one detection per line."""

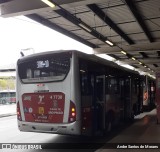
xmin=0 ymin=113 xmax=16 ymax=118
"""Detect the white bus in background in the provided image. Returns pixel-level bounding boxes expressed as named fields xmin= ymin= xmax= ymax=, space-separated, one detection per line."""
xmin=0 ymin=90 xmax=16 ymax=104
xmin=16 ymin=50 xmax=148 ymax=136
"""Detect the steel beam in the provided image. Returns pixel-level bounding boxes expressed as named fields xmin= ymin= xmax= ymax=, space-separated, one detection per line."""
xmin=124 ymin=0 xmax=154 ymax=42
xmin=87 ymin=4 xmax=134 ymax=45
xmin=26 ymin=14 xmax=97 ymax=48
xmin=55 ymin=9 xmax=107 ymax=44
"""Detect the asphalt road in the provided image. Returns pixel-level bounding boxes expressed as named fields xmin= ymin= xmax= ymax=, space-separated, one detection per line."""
xmin=0 ymin=109 xmax=159 ymax=152
xmin=0 ymin=104 xmax=16 ymax=117
xmin=0 ymin=115 xmax=106 ymax=151
xmin=0 ymin=115 xmax=57 ymax=143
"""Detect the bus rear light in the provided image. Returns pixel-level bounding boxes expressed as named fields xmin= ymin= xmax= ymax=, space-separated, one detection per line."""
xmin=72 ymin=108 xmax=75 ymax=112
xmin=72 ymin=112 xmax=76 ymax=117
xmin=17 ymin=101 xmax=22 ymax=121
xmin=68 ymin=101 xmax=76 ymax=123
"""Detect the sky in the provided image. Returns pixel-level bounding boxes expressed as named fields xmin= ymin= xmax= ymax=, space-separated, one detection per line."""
xmin=0 ymin=16 xmax=93 ymax=67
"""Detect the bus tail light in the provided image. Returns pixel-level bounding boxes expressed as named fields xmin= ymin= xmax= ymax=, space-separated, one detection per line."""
xmin=68 ymin=101 xmax=76 ymax=123
xmin=17 ymin=101 xmax=22 ymax=121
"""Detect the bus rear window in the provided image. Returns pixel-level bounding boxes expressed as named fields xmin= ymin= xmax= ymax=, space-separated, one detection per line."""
xmin=18 ymin=52 xmax=71 ymax=83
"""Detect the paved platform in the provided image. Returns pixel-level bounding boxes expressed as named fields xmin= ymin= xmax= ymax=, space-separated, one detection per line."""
xmin=0 ymin=104 xmax=16 ymax=117
xmin=97 ymin=109 xmax=160 ymax=152
xmin=0 ymin=104 xmax=160 ymax=151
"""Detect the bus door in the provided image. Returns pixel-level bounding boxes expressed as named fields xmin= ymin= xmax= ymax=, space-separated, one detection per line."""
xmin=81 ymin=73 xmax=94 ymax=136
xmin=93 ymin=75 xmax=106 ymax=135
xmin=123 ymin=78 xmax=132 ymax=121
xmin=136 ymin=78 xmax=143 ymax=114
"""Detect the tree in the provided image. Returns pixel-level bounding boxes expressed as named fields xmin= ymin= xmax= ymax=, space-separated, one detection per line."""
xmin=0 ymin=77 xmax=15 ymax=90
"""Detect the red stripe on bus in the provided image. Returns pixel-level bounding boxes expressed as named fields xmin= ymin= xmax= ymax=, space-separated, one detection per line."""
xmin=22 ymin=92 xmax=65 ymax=123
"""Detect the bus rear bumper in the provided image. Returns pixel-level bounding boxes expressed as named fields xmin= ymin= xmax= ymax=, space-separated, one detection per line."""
xmin=17 ymin=120 xmax=81 ymax=135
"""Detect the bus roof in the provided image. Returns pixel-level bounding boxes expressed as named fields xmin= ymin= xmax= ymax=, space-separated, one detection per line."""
xmin=17 ymin=50 xmax=140 ymax=77
xmin=18 ymin=50 xmax=77 ymax=61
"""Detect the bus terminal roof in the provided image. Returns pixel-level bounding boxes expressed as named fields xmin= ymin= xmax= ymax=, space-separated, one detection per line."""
xmin=0 ymin=0 xmax=160 ymax=76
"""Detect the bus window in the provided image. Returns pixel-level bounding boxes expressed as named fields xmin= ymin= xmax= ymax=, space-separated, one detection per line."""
xmin=106 ymin=78 xmax=119 ymax=94
xmin=81 ymin=74 xmax=92 ymax=96
xmin=18 ymin=52 xmax=71 ymax=83
xmin=26 ymin=69 xmax=32 ymax=78
xmin=34 ymin=70 xmax=40 ymax=78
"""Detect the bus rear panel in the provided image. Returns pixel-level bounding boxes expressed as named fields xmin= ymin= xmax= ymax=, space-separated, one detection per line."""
xmin=16 ymin=51 xmax=81 ymax=135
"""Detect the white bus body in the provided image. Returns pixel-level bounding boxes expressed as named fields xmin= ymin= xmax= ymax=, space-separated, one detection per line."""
xmin=17 ymin=51 xmax=81 ymax=135
xmin=17 ymin=50 xmax=148 ymax=136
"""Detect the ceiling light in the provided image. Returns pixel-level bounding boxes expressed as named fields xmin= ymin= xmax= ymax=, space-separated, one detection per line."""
xmin=80 ymin=70 xmax=86 ymax=73
xmin=121 ymin=51 xmax=127 ymax=55
xmin=79 ymin=23 xmax=92 ymax=32
xmin=144 ymin=65 xmax=147 ymax=68
xmin=105 ymin=40 xmax=114 ymax=46
xmin=139 ymin=61 xmax=142 ymax=65
xmin=131 ymin=57 xmax=136 ymax=61
xmin=41 ymin=0 xmax=55 ymax=8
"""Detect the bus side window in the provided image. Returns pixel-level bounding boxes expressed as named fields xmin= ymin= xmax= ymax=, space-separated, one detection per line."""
xmin=106 ymin=78 xmax=119 ymax=94
xmin=26 ymin=69 xmax=32 ymax=78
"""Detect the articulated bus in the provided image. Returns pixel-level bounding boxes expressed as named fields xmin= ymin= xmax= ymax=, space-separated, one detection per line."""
xmin=16 ymin=50 xmax=154 ymax=136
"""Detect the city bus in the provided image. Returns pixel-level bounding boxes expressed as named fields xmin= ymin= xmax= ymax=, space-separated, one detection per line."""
xmin=0 ymin=90 xmax=16 ymax=104
xmin=16 ymin=50 xmax=146 ymax=136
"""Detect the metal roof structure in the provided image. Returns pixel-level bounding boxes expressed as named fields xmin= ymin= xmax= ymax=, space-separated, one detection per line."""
xmin=0 ymin=0 xmax=160 ymax=76
xmin=0 ymin=71 xmax=15 ymax=77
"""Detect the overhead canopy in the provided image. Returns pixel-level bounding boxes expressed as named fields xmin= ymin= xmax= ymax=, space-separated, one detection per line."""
xmin=1 ymin=0 xmax=160 ymax=75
